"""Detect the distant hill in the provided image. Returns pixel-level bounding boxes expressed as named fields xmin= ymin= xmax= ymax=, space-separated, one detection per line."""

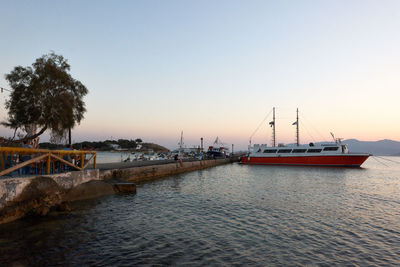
xmin=344 ymin=139 xmax=400 ymax=156
xmin=39 ymin=139 xmax=170 ymax=153
xmin=140 ymin=142 xmax=170 ymax=153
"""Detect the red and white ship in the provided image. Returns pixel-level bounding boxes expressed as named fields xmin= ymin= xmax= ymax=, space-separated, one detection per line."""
xmin=240 ymin=108 xmax=370 ymax=167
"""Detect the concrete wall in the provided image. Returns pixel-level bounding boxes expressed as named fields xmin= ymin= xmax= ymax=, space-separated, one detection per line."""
xmin=100 ymin=158 xmax=230 ymax=183
xmin=0 ymin=169 xmax=99 ymax=209
xmin=0 ymin=159 xmax=229 ymax=210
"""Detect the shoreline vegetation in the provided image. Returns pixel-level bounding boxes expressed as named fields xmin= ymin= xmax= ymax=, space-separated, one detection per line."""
xmin=38 ymin=139 xmax=170 ymax=153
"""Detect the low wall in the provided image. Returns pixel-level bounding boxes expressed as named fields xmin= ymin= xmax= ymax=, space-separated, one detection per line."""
xmin=0 ymin=169 xmax=99 ymax=210
xmin=100 ymin=158 xmax=230 ymax=183
xmin=0 ymin=169 xmax=101 ymax=224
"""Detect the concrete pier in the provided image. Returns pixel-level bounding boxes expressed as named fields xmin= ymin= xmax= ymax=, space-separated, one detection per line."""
xmin=0 ymin=158 xmax=232 ymax=224
xmin=100 ymin=158 xmax=231 ymax=183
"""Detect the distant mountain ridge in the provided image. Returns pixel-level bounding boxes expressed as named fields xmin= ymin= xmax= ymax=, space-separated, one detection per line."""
xmin=343 ymin=139 xmax=400 ymax=156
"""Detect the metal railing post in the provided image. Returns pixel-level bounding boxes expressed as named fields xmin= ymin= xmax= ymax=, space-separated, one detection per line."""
xmin=80 ymin=152 xmax=84 ymax=169
xmin=46 ymin=153 xmax=51 ymax=174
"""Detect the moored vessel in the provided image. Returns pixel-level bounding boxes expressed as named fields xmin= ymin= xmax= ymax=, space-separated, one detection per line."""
xmin=241 ymin=108 xmax=370 ymax=167
xmin=207 ymin=137 xmax=229 ymax=159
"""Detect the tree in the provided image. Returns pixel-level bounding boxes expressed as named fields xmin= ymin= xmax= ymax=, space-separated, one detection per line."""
xmin=3 ymin=52 xmax=88 ymax=144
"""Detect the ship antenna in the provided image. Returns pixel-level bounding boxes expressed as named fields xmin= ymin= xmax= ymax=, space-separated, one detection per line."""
xmin=296 ymin=108 xmax=299 ymax=146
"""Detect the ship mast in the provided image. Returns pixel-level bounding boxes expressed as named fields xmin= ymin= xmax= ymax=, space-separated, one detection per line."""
xmin=296 ymin=108 xmax=299 ymax=146
xmin=272 ymin=107 xmax=276 ymax=147
xmin=178 ymin=131 xmax=184 ymax=154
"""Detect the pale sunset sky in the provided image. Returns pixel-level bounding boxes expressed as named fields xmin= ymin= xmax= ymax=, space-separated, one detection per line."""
xmin=0 ymin=0 xmax=399 ymax=150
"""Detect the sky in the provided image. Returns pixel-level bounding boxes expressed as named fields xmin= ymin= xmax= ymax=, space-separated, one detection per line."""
xmin=0 ymin=0 xmax=399 ymax=150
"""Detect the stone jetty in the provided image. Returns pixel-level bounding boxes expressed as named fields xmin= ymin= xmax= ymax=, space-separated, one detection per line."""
xmin=0 ymin=158 xmax=234 ymax=224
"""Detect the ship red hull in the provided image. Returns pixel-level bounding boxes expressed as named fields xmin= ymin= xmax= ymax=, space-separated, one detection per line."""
xmin=240 ymin=155 xmax=370 ymax=167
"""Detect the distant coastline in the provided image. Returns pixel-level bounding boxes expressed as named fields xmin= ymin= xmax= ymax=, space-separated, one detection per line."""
xmin=344 ymin=139 xmax=400 ymax=156
xmin=38 ymin=139 xmax=170 ymax=153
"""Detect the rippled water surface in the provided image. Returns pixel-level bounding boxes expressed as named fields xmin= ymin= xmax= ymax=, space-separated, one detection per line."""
xmin=1 ymin=158 xmax=400 ymax=266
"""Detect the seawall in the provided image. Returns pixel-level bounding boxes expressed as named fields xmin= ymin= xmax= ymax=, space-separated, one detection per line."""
xmin=0 ymin=158 xmax=232 ymax=224
xmin=100 ymin=158 xmax=231 ymax=182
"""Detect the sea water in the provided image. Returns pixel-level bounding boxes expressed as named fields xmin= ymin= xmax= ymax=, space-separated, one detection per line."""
xmin=0 ymin=157 xmax=399 ymax=265
xmin=95 ymin=151 xmax=132 ymax=163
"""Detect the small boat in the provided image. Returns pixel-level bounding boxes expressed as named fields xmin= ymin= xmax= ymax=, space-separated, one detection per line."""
xmin=207 ymin=137 xmax=229 ymax=159
xmin=240 ymin=108 xmax=370 ymax=167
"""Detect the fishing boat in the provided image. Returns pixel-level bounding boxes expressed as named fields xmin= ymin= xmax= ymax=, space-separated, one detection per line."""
xmin=240 ymin=108 xmax=370 ymax=167
xmin=207 ymin=137 xmax=229 ymax=159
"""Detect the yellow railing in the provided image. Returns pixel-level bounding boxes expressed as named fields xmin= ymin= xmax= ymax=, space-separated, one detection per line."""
xmin=0 ymin=147 xmax=96 ymax=177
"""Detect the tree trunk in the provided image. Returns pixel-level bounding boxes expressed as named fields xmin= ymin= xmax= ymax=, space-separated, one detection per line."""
xmin=8 ymin=125 xmax=47 ymax=145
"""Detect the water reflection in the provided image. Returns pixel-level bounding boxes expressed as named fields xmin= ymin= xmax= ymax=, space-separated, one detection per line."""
xmin=1 ymin=159 xmax=400 ymax=265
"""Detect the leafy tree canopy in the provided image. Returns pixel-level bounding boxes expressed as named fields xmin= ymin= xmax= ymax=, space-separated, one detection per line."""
xmin=3 ymin=52 xmax=88 ymax=142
